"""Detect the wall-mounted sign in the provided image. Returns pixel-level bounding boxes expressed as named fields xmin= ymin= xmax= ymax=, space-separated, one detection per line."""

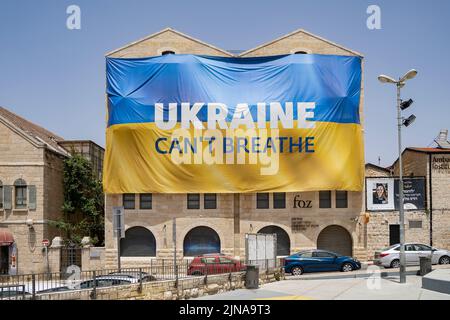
xmin=394 ymin=177 xmax=426 ymax=210
xmin=366 ymin=177 xmax=395 ymax=211
xmin=293 ymin=195 xmax=312 ymax=208
xmin=366 ymin=177 xmax=426 ymax=211
xmin=432 ymin=155 xmax=450 ymax=173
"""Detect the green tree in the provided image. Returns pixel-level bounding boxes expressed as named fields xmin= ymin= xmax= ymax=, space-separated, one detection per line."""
xmin=50 ymin=154 xmax=104 ymax=246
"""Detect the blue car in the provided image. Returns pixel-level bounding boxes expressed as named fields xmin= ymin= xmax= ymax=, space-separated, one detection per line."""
xmin=283 ymin=249 xmax=361 ymax=275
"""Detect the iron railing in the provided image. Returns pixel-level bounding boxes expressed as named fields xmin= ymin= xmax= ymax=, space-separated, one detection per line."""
xmin=0 ymin=258 xmax=282 ymax=300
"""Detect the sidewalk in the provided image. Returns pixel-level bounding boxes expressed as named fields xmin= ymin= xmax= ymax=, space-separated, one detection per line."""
xmin=195 ymin=275 xmax=450 ymax=300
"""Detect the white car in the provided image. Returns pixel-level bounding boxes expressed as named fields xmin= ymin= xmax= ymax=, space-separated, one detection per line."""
xmin=374 ymin=243 xmax=450 ymax=268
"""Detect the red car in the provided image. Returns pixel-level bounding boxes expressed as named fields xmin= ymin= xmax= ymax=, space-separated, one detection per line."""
xmin=187 ymin=254 xmax=246 ymax=276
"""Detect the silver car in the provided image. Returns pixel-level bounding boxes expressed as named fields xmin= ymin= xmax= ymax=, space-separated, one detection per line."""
xmin=374 ymin=243 xmax=450 ymax=268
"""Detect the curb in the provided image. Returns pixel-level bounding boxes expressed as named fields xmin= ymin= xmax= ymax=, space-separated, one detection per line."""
xmin=285 ymin=270 xmax=420 ymax=281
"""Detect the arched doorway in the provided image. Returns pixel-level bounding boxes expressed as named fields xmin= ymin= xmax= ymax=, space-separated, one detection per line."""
xmin=258 ymin=226 xmax=291 ymax=256
xmin=120 ymin=226 xmax=156 ymax=257
xmin=183 ymin=226 xmax=220 ymax=257
xmin=317 ymin=225 xmax=353 ymax=256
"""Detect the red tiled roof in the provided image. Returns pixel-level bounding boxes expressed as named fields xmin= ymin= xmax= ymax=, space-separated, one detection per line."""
xmin=0 ymin=106 xmax=68 ymax=156
xmin=407 ymin=147 xmax=450 ymax=153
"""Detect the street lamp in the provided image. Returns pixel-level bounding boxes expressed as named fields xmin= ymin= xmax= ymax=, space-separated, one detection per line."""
xmin=378 ymin=69 xmax=418 ymax=284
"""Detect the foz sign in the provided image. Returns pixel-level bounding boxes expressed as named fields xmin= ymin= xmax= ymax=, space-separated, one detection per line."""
xmin=293 ymin=195 xmax=312 ymax=209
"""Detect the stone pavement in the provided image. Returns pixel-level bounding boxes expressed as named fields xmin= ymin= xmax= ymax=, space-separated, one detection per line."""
xmin=194 ymin=275 xmax=450 ymax=300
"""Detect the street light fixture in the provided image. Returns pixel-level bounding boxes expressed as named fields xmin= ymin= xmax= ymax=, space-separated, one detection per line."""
xmin=378 ymin=69 xmax=418 ymax=284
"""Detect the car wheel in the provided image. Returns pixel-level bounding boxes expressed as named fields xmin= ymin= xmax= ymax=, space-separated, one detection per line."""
xmin=192 ymin=271 xmax=203 ymax=276
xmin=390 ymin=259 xmax=400 ymax=268
xmin=341 ymin=263 xmax=353 ymax=272
xmin=439 ymin=256 xmax=450 ymax=265
xmin=291 ymin=266 xmax=303 ymax=276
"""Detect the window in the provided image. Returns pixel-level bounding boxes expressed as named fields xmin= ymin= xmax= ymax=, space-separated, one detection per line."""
xmin=204 ymin=193 xmax=217 ymax=209
xmin=273 ymin=193 xmax=286 ymax=209
xmin=405 ymin=244 xmax=416 ymax=251
xmin=0 ymin=181 xmax=3 ymax=209
xmin=294 ymin=51 xmax=308 ymax=54
xmin=123 ymin=194 xmax=135 ymax=209
xmin=300 ymin=251 xmax=313 ymax=258
xmin=14 ymin=179 xmax=27 ymax=209
xmin=256 ymin=193 xmax=269 ymax=209
xmin=335 ymin=191 xmax=348 ymax=208
xmin=187 ymin=194 xmax=200 ymax=209
xmin=219 ymin=257 xmax=234 ymax=264
xmin=414 ymin=244 xmax=431 ymax=251
xmin=409 ymin=220 xmax=422 ymax=229
xmin=319 ymin=191 xmax=331 ymax=208
xmin=313 ymin=251 xmax=335 ymax=258
xmin=161 ymin=50 xmax=175 ymax=55
xmin=139 ymin=194 xmax=152 ymax=209
xmin=201 ymin=257 xmax=217 ymax=264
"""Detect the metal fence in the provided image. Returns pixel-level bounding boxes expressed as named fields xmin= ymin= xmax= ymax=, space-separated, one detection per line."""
xmin=0 ymin=258 xmax=282 ymax=300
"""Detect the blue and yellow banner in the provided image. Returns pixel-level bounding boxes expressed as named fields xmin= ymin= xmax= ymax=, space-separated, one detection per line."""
xmin=104 ymin=54 xmax=364 ymax=193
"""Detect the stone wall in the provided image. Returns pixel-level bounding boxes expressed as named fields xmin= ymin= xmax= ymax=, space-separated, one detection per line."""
xmin=36 ymin=268 xmax=284 ymax=300
xmin=0 ymin=119 xmax=66 ymax=274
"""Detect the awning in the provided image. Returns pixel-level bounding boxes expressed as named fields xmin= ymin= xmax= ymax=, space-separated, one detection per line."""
xmin=0 ymin=228 xmax=14 ymax=246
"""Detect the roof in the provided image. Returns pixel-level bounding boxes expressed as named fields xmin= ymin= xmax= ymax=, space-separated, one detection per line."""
xmin=0 ymin=106 xmax=69 ymax=156
xmin=365 ymin=163 xmax=391 ymax=173
xmin=238 ymin=28 xmax=363 ymax=57
xmin=106 ymin=27 xmax=363 ymax=58
xmin=406 ymin=147 xmax=450 ymax=154
xmin=106 ymin=27 xmax=234 ymax=57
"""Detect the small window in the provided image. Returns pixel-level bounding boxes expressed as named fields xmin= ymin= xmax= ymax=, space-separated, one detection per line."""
xmin=123 ymin=194 xmax=135 ymax=210
xmin=161 ymin=50 xmax=175 ymax=55
xmin=409 ymin=220 xmax=422 ymax=229
xmin=201 ymin=257 xmax=217 ymax=264
xmin=187 ymin=194 xmax=200 ymax=209
xmin=219 ymin=257 xmax=234 ymax=264
xmin=139 ymin=194 xmax=152 ymax=210
xmin=294 ymin=51 xmax=308 ymax=54
xmin=319 ymin=191 xmax=331 ymax=208
xmin=335 ymin=191 xmax=348 ymax=208
xmin=204 ymin=193 xmax=217 ymax=209
xmin=256 ymin=193 xmax=269 ymax=209
xmin=273 ymin=193 xmax=286 ymax=209
xmin=14 ymin=179 xmax=27 ymax=209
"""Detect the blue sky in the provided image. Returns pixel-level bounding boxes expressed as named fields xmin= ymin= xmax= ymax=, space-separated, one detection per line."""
xmin=0 ymin=0 xmax=449 ymax=167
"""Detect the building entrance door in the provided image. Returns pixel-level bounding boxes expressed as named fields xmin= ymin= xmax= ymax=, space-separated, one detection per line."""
xmin=0 ymin=246 xmax=9 ymax=275
xmin=389 ymin=225 xmax=400 ymax=245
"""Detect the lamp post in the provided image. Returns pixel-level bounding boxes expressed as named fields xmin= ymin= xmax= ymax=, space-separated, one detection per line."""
xmin=378 ymin=69 xmax=417 ymax=284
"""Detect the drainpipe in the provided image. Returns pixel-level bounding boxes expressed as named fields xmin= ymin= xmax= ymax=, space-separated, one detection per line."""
xmin=428 ymin=153 xmax=433 ymax=247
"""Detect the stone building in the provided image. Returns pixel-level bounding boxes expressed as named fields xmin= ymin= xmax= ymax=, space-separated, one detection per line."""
xmin=364 ymin=130 xmax=450 ymax=259
xmin=0 ymin=107 xmax=104 ymax=274
xmin=103 ymin=27 xmax=369 ymax=268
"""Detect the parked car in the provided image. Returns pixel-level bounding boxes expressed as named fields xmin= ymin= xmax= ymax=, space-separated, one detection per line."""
xmin=107 ymin=271 xmax=156 ymax=282
xmin=187 ymin=254 xmax=246 ymax=276
xmin=374 ymin=243 xmax=450 ymax=268
xmin=0 ymin=285 xmax=31 ymax=300
xmin=283 ymin=249 xmax=361 ymax=275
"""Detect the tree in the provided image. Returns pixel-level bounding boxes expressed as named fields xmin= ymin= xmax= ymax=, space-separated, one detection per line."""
xmin=50 ymin=154 xmax=104 ymax=246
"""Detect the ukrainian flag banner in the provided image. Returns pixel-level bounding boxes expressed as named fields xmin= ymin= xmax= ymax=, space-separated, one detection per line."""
xmin=104 ymin=54 xmax=364 ymax=193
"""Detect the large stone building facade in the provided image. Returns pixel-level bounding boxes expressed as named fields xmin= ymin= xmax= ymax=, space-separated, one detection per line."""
xmin=103 ymin=28 xmax=369 ymax=268
xmin=0 ymin=107 xmax=104 ymax=274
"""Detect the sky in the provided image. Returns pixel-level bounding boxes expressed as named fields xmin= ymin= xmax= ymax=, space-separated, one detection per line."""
xmin=0 ymin=0 xmax=449 ymax=167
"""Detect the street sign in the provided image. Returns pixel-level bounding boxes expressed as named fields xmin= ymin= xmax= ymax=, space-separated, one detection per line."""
xmin=42 ymin=239 xmax=50 ymax=247
xmin=112 ymin=206 xmax=125 ymax=238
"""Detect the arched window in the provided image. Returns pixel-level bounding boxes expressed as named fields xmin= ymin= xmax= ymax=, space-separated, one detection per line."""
xmin=294 ymin=51 xmax=308 ymax=54
xmin=0 ymin=180 xmax=3 ymax=209
xmin=258 ymin=226 xmax=291 ymax=256
xmin=161 ymin=50 xmax=175 ymax=55
xmin=183 ymin=226 xmax=220 ymax=257
xmin=14 ymin=179 xmax=27 ymax=209
xmin=120 ymin=226 xmax=156 ymax=257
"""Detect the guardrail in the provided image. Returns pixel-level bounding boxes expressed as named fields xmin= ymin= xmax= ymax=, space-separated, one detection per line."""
xmin=0 ymin=258 xmax=282 ymax=300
